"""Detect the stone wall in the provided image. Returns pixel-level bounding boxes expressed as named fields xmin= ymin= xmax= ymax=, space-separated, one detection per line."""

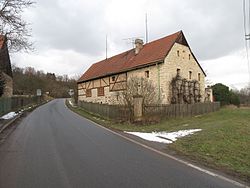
xmin=162 ymin=43 xmax=206 ymax=103
xmin=78 ymin=86 xmax=122 ymax=105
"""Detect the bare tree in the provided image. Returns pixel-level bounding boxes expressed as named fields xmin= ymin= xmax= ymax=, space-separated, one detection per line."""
xmin=238 ymin=84 xmax=250 ymax=106
xmin=119 ymin=77 xmax=158 ymax=118
xmin=0 ymin=0 xmax=35 ymax=52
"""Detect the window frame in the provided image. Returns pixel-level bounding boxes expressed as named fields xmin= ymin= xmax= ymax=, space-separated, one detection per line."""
xmin=198 ymin=73 xmax=201 ymax=81
xmin=177 ymin=68 xmax=180 ymax=76
xmin=86 ymin=89 xmax=92 ymax=97
xmin=97 ymin=87 xmax=104 ymax=96
xmin=189 ymin=71 xmax=192 ymax=80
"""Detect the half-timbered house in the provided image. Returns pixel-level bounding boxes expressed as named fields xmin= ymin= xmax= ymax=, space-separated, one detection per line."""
xmin=77 ymin=31 xmax=206 ymax=105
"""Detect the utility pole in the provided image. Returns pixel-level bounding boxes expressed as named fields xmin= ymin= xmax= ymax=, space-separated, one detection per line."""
xmin=243 ymin=0 xmax=250 ymax=84
xmin=145 ymin=13 xmax=148 ymax=43
xmin=105 ymin=34 xmax=108 ymax=59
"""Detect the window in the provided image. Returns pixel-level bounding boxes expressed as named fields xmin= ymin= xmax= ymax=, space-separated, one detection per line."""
xmin=97 ymin=87 xmax=104 ymax=96
xmin=177 ymin=69 xmax=180 ymax=76
xmin=145 ymin=71 xmax=149 ymax=78
xmin=177 ymin=50 xmax=180 ymax=57
xmin=189 ymin=71 xmax=192 ymax=79
xmin=86 ymin=89 xmax=92 ymax=97
xmin=111 ymin=76 xmax=115 ymax=82
xmin=198 ymin=73 xmax=201 ymax=81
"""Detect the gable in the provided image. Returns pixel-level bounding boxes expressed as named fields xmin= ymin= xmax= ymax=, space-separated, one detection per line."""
xmin=166 ymin=42 xmax=206 ymax=77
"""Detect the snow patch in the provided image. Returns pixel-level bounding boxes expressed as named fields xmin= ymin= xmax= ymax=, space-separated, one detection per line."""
xmin=125 ymin=129 xmax=202 ymax=144
xmin=69 ymin=100 xmax=73 ymax=106
xmin=1 ymin=112 xmax=19 ymax=120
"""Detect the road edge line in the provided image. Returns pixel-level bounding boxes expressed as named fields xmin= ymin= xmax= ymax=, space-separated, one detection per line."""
xmin=66 ymin=103 xmax=249 ymax=188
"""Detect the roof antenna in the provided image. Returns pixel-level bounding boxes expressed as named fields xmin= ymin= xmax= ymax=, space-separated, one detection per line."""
xmin=145 ymin=13 xmax=148 ymax=43
xmin=123 ymin=37 xmax=143 ymax=48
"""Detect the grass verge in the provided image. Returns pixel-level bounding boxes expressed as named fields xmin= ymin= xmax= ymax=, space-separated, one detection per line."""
xmin=67 ymin=101 xmax=250 ymax=182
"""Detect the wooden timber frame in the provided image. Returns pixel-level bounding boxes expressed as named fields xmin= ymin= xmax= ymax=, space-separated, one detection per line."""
xmin=77 ymin=73 xmax=127 ymax=97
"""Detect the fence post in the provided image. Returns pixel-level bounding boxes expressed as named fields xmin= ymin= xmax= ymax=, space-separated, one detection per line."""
xmin=133 ymin=95 xmax=143 ymax=122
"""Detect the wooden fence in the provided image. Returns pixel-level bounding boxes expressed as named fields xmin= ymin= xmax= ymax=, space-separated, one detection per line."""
xmin=78 ymin=101 xmax=220 ymax=121
xmin=0 ymin=96 xmax=39 ymax=116
xmin=78 ymin=101 xmax=130 ymax=121
xmin=144 ymin=102 xmax=221 ymax=118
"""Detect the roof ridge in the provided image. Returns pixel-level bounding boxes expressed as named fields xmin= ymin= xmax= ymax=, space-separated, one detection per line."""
xmin=78 ymin=31 xmax=183 ymax=82
xmin=92 ymin=31 xmax=182 ymax=66
xmin=143 ymin=30 xmax=182 ymax=47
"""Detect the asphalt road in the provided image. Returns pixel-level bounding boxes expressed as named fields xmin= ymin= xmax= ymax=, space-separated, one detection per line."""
xmin=0 ymin=99 xmax=244 ymax=188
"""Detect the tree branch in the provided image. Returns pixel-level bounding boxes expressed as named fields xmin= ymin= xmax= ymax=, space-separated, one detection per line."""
xmin=0 ymin=0 xmax=35 ymax=52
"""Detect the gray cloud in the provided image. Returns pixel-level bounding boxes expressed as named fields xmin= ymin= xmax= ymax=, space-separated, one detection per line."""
xmin=25 ymin=0 xmax=245 ymax=61
xmin=29 ymin=0 xmax=107 ymax=56
xmin=147 ymin=0 xmax=244 ymax=60
xmin=14 ymin=0 xmax=248 ymax=88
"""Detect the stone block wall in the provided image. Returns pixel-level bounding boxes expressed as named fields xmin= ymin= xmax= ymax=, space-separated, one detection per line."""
xmin=160 ymin=43 xmax=206 ymax=103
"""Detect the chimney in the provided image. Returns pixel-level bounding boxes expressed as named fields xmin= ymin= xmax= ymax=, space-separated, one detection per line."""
xmin=134 ymin=39 xmax=143 ymax=54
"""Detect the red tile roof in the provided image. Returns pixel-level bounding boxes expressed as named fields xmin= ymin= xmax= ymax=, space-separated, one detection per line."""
xmin=78 ymin=31 xmax=203 ymax=83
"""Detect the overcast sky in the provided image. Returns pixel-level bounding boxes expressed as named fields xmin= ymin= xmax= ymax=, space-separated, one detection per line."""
xmin=11 ymin=0 xmax=249 ymax=89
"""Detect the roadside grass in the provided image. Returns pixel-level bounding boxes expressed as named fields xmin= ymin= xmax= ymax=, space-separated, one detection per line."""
xmin=67 ymin=101 xmax=250 ymax=182
xmin=169 ymin=108 xmax=250 ymax=182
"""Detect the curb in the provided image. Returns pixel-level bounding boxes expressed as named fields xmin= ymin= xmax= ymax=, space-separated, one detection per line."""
xmin=0 ymin=113 xmax=22 ymax=134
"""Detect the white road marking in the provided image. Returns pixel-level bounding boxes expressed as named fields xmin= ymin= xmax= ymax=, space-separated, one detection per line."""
xmin=67 ymin=104 xmax=249 ymax=188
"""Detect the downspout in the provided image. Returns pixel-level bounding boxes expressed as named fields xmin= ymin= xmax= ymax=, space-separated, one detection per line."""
xmin=157 ymin=63 xmax=161 ymax=103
